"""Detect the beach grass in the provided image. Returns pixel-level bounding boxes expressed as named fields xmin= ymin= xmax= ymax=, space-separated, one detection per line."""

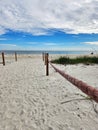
xmin=51 ymin=56 xmax=98 ymax=65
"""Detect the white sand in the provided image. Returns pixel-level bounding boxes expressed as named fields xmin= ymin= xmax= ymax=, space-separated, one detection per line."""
xmin=0 ymin=54 xmax=98 ymax=130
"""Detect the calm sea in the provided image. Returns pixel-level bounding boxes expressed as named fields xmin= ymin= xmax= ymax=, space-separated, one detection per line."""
xmin=0 ymin=50 xmax=93 ymax=55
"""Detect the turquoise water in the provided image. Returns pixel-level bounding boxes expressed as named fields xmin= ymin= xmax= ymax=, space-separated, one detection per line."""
xmin=0 ymin=50 xmax=93 ymax=55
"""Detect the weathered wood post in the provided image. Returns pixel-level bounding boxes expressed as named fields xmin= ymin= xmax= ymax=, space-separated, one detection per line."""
xmin=2 ymin=52 xmax=5 ymax=66
xmin=46 ymin=53 xmax=49 ymax=76
xmin=15 ymin=52 xmax=17 ymax=61
xmin=42 ymin=52 xmax=44 ymax=61
xmin=45 ymin=53 xmax=47 ymax=65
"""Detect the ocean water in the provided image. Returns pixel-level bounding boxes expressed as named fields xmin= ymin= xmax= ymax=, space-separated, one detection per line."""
xmin=0 ymin=50 xmax=93 ymax=55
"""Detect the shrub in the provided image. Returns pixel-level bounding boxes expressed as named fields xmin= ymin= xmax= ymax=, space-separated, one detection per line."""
xmin=51 ymin=56 xmax=98 ymax=65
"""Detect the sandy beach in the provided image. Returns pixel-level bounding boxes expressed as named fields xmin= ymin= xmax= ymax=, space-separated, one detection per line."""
xmin=0 ymin=54 xmax=98 ymax=130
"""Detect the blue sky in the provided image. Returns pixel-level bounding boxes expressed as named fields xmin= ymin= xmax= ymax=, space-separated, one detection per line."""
xmin=0 ymin=0 xmax=98 ymax=50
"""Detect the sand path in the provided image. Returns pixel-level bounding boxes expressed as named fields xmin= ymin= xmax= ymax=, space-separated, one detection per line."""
xmin=0 ymin=56 xmax=98 ymax=130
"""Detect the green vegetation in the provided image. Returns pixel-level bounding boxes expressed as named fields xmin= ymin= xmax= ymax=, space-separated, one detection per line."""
xmin=51 ymin=56 xmax=98 ymax=65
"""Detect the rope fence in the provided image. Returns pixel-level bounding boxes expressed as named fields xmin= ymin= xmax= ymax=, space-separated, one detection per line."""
xmin=50 ymin=62 xmax=98 ymax=103
xmin=43 ymin=53 xmax=98 ymax=103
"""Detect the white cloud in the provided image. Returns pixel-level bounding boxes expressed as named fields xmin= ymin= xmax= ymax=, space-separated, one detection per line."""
xmin=28 ymin=42 xmax=60 ymax=46
xmin=84 ymin=41 xmax=98 ymax=45
xmin=0 ymin=44 xmax=17 ymax=46
xmin=0 ymin=26 xmax=7 ymax=35
xmin=0 ymin=43 xmax=23 ymax=50
xmin=27 ymin=42 xmax=39 ymax=45
xmin=0 ymin=38 xmax=7 ymax=40
xmin=0 ymin=0 xmax=98 ymax=35
xmin=44 ymin=43 xmax=58 ymax=46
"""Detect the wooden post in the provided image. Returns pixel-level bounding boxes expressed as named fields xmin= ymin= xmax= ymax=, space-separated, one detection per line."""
xmin=46 ymin=53 xmax=49 ymax=76
xmin=45 ymin=53 xmax=47 ymax=65
xmin=15 ymin=52 xmax=17 ymax=61
xmin=42 ymin=52 xmax=44 ymax=61
xmin=2 ymin=52 xmax=5 ymax=66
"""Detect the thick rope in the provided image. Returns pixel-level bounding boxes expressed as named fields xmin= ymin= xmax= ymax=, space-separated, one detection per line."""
xmin=50 ymin=62 xmax=98 ymax=103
